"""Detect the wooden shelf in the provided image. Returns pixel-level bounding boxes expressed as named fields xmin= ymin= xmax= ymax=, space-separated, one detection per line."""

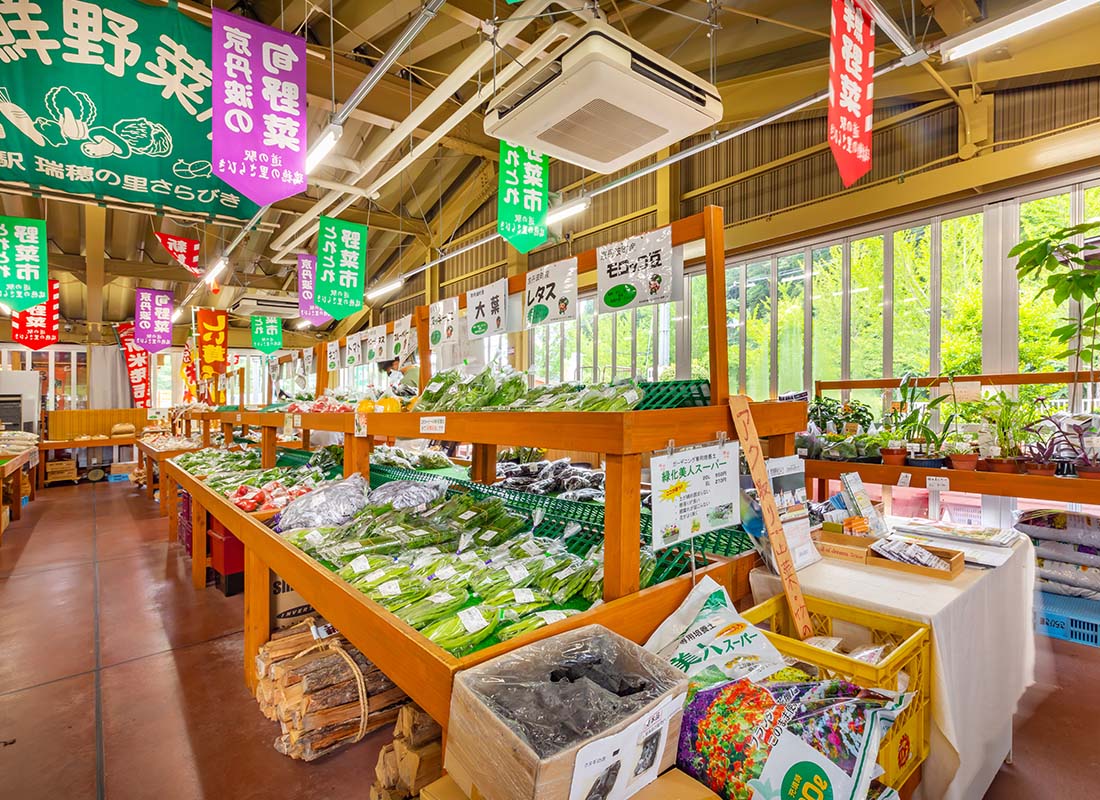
xmin=804 ymin=458 xmax=1100 ymax=504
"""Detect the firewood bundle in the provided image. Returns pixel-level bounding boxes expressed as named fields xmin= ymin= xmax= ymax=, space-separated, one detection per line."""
xmin=253 ymin=618 xmax=409 ymax=761
xmin=370 ymin=704 xmax=444 ymax=800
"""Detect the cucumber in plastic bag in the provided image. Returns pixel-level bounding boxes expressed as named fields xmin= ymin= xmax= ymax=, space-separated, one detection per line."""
xmin=496 ymin=608 xmax=582 ymax=642
xmin=421 ymin=605 xmax=501 ymax=655
xmin=393 ymin=587 xmax=471 ymax=630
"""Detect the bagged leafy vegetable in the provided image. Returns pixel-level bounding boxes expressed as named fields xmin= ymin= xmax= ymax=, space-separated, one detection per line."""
xmin=364 ymin=576 xmax=430 ymax=610
xmin=416 ymin=369 xmax=462 ymax=411
xmin=352 ymin=562 xmax=410 ymax=590
xmin=421 ymin=605 xmax=501 ymax=655
xmin=487 ymin=369 xmax=528 ymax=407
xmin=483 ymin=587 xmax=551 ymax=621
xmin=275 ymin=474 xmax=369 ymax=532
xmin=470 ymin=559 xmax=536 ymax=599
xmin=537 ymin=556 xmax=599 ymax=604
xmin=496 ymin=608 xmax=582 ymax=642
xmin=366 ymin=479 xmax=449 ymax=510
xmin=393 ymin=588 xmax=471 ymax=630
xmin=336 ymin=553 xmax=395 ymax=583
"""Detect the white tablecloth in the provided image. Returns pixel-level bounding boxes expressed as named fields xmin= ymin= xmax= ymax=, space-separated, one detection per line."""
xmin=749 ymin=539 xmax=1035 ymax=800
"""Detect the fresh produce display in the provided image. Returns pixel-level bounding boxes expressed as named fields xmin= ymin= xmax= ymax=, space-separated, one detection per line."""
xmin=307 ymin=445 xmax=344 ymax=474
xmin=370 ymin=444 xmax=456 ymax=471
xmin=275 ymin=474 xmax=369 ymax=532
xmin=580 ymin=546 xmax=657 ymax=602
xmin=175 ymin=448 xmax=261 ymax=474
xmin=141 ymin=433 xmax=201 ymax=452
xmin=496 ymin=608 xmax=582 ymax=642
xmin=286 ymin=393 xmax=358 ymax=413
xmin=484 ymin=588 xmax=552 ymax=621
xmin=536 ymin=555 xmax=600 ymax=604
xmin=364 ymin=576 xmax=430 ymax=610
xmin=393 ymin=588 xmax=471 ymax=630
xmin=421 ymin=604 xmax=501 ymax=656
xmin=366 ymin=479 xmax=449 ymax=510
xmin=496 ymin=458 xmax=605 ymax=501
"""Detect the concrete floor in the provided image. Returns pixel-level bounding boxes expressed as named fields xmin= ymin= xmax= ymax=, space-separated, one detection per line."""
xmin=0 ymin=481 xmax=1096 ymax=798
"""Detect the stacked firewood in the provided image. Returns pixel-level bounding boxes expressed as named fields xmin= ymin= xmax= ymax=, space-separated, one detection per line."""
xmin=370 ymin=704 xmax=444 ymax=800
xmin=253 ymin=618 xmax=409 ymax=761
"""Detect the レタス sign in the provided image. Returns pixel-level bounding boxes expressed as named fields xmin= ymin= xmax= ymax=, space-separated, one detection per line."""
xmin=497 ymin=141 xmax=548 ymax=253
xmin=828 ymin=0 xmax=875 ymax=186
xmin=250 ymin=315 xmax=282 ymax=353
xmin=11 ymin=279 xmax=60 ymax=350
xmin=429 ymin=297 xmax=458 ymax=348
xmin=0 ymin=215 xmax=48 ymax=311
xmin=466 ymin=277 xmax=508 ymax=339
xmin=315 ymin=217 xmax=367 ymax=320
xmin=650 ymin=441 xmax=740 ymax=550
xmin=212 ymin=9 xmax=307 ymax=206
xmin=525 ymin=257 xmax=577 ymax=327
xmin=596 ymin=226 xmax=674 ymax=313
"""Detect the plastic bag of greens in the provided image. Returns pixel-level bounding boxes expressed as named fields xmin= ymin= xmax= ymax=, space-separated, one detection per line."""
xmin=537 ymin=556 xmax=599 ymax=604
xmin=393 ymin=588 xmax=471 ymax=630
xmin=364 ymin=576 xmax=430 ymax=610
xmin=496 ymin=608 xmax=582 ymax=642
xmin=451 ymin=366 xmax=500 ymax=411
xmin=484 ymin=587 xmax=552 ymax=621
xmin=352 ymin=562 xmax=410 ymax=590
xmin=275 ymin=474 xmax=369 ymax=532
xmin=470 ymin=559 xmax=536 ymax=598
xmin=366 ymin=479 xmax=449 ymax=510
xmin=416 ymin=369 xmax=462 ymax=411
xmin=487 ymin=369 xmax=528 ymax=407
xmin=421 ymin=605 xmax=501 ymax=655
xmin=336 ymin=553 xmax=395 ymax=583
xmin=415 ymin=449 xmax=455 ymax=470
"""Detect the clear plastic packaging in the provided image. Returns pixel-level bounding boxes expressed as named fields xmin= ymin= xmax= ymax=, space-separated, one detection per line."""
xmin=275 ymin=473 xmax=369 ymax=532
xmin=366 ymin=479 xmax=449 ymax=510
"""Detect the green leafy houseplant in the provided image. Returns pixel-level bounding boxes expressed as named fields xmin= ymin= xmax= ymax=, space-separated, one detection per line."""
xmin=979 ymin=392 xmax=1035 ymax=472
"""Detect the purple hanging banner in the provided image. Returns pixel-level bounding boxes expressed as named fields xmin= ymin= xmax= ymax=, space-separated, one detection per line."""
xmin=297 ymin=254 xmax=332 ymax=326
xmin=134 ymin=288 xmax=174 ymax=354
xmin=212 ymin=9 xmax=308 ymax=207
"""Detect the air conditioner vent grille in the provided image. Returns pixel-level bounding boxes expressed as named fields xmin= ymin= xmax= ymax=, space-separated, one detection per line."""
xmin=536 ymin=98 xmax=667 ymax=162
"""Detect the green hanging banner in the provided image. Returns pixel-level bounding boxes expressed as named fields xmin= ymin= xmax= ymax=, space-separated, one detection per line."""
xmin=250 ymin=315 xmax=282 ymax=354
xmin=0 ymin=215 xmax=48 ymax=311
xmin=315 ymin=215 xmax=367 ymax=320
xmin=0 ymin=0 xmax=259 ymax=221
xmin=497 ymin=140 xmax=548 ymax=254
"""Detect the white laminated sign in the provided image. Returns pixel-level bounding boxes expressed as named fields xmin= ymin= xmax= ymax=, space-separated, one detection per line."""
xmin=650 ymin=441 xmax=740 ymax=549
xmin=596 ymin=226 xmax=675 ymax=313
xmin=525 ymin=257 xmax=577 ymax=327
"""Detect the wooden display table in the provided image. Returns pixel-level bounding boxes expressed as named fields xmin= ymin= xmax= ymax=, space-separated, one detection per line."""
xmin=0 ymin=449 xmax=35 ymax=540
xmin=135 ymin=439 xmax=201 ymax=515
xmin=37 ymin=437 xmax=137 ymax=489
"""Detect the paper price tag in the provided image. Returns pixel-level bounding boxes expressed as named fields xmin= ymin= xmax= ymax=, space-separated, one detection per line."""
xmin=843 ymin=422 xmax=860 ymax=435
xmin=283 ymin=414 xmax=294 ymax=438
xmin=504 ymin=564 xmax=530 ymax=583
xmin=304 ymin=530 xmax=324 ymax=547
xmin=293 ymin=413 xmax=302 ymax=427
xmin=434 ymin=565 xmax=458 ymax=580
xmin=951 ymin=380 xmax=982 ymax=403
xmin=235 ymin=413 xmax=242 ymax=422
xmin=419 ymin=416 xmax=446 ymax=435
xmin=458 ymin=607 xmax=488 ymax=634
xmin=376 ymin=580 xmax=402 ymax=597
xmin=349 ymin=555 xmax=374 ymax=574
xmin=363 ymin=568 xmax=387 ymax=584
xmin=535 ymin=610 xmax=568 ymax=625
xmin=897 ymin=472 xmax=912 ymax=488
xmin=513 ymin=588 xmax=536 ymax=604
xmin=354 ymin=412 xmax=369 ymax=438
xmin=926 ymin=476 xmax=950 ymax=492
xmin=427 ymin=592 xmax=455 ymax=604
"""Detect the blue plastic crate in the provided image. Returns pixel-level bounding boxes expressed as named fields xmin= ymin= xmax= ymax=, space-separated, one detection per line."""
xmin=1035 ymin=591 xmax=1100 ymax=648
xmin=107 ymin=473 xmax=129 ymax=483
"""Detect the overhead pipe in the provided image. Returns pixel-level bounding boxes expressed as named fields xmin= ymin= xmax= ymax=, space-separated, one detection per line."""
xmin=267 ymin=0 xmax=595 ymax=255
xmin=270 ymin=19 xmax=578 ymax=261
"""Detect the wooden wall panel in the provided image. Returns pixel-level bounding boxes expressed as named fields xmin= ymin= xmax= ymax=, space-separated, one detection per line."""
xmin=47 ymin=409 xmax=149 ymax=440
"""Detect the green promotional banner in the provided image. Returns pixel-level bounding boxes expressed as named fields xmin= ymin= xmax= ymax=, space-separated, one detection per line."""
xmin=315 ymin=216 xmax=367 ymax=320
xmin=497 ymin=140 xmax=548 ymax=253
xmin=250 ymin=315 xmax=282 ymax=354
xmin=0 ymin=0 xmax=259 ymax=221
xmin=0 ymin=215 xmax=48 ymax=311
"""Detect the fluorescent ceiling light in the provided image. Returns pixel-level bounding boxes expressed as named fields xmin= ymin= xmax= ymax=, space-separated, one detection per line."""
xmin=545 ymin=196 xmax=590 ymax=226
xmin=0 ymin=302 xmax=10 ymax=315
xmin=365 ymin=278 xmax=404 ymax=300
xmin=204 ymin=258 xmax=227 ymax=284
xmin=171 ymin=308 xmax=183 ymax=323
xmin=295 ymin=319 xmax=311 ymax=330
xmin=939 ymin=0 xmax=1100 ymax=61
xmin=305 ymin=123 xmax=344 ymax=174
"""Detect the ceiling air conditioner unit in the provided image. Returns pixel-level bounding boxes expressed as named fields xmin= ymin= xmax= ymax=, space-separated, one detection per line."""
xmin=230 ymin=294 xmax=301 ymax=319
xmin=484 ymin=20 xmax=723 ymax=174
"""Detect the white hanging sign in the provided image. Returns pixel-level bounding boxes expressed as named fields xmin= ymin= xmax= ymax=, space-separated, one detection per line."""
xmin=525 ymin=257 xmax=577 ymax=327
xmin=466 ymin=277 xmax=508 ymax=339
xmin=429 ymin=297 xmax=458 ymax=348
xmin=267 ymin=356 xmax=280 ymax=385
xmin=650 ymin=441 xmax=741 ymax=550
xmin=596 ymin=226 xmax=674 ymax=313
xmin=393 ymin=315 xmax=414 ymax=359
xmin=365 ymin=325 xmax=388 ymax=362
xmin=326 ymin=340 xmax=340 ymax=371
xmin=344 ymin=333 xmax=362 ymax=367
xmin=302 ymin=347 xmax=313 ymax=374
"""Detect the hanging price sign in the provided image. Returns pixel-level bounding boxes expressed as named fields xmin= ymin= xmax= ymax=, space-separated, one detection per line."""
xmin=364 ymin=325 xmax=388 ymax=361
xmin=429 ymin=297 xmax=458 ymax=348
xmin=596 ymin=227 xmax=674 ymax=313
xmin=393 ymin=315 xmax=414 ymax=358
xmin=466 ymin=277 xmax=508 ymax=339
xmin=345 ymin=332 xmax=362 ymax=367
xmin=326 ymin=340 xmax=340 ymax=371
xmin=525 ymin=257 xmax=577 ymax=327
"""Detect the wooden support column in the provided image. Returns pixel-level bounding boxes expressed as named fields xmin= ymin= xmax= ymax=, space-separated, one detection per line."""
xmin=415 ymin=305 xmax=431 ymax=392
xmin=314 ymin=344 xmax=327 ymax=396
xmin=191 ymin=497 xmax=208 ymax=590
xmin=144 ymin=452 xmax=156 ymax=499
xmin=703 ymin=206 xmax=730 ymax=404
xmin=243 ymin=547 xmax=272 ymax=691
xmin=343 ymin=431 xmax=372 ymax=478
xmin=260 ymin=425 xmax=277 ymax=469
xmin=470 ymin=443 xmax=498 ymax=484
xmin=201 ymin=418 xmax=211 ymax=447
xmin=84 ymin=205 xmax=106 ymax=343
xmin=602 ymin=453 xmax=642 ymax=600
xmin=7 ymin=472 xmax=20 ymax=522
xmin=166 ymin=469 xmax=179 ymax=542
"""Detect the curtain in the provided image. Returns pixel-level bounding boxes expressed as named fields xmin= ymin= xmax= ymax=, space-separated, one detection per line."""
xmin=89 ymin=344 xmax=131 ymax=409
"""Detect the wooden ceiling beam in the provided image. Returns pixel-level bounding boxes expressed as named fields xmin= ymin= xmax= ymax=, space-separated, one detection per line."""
xmin=50 ymin=254 xmax=290 ymax=290
xmin=273 ymin=197 xmax=432 ymax=240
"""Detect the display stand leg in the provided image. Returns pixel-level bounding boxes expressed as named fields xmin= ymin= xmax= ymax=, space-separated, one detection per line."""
xmin=191 ymin=498 xmax=207 ymax=590
xmin=243 ymin=547 xmax=271 ymax=692
xmin=201 ymin=419 xmax=211 ymax=447
xmin=260 ymin=427 xmax=277 ymax=469
xmin=343 ymin=433 xmax=372 ymax=478
xmin=603 ymin=453 xmax=642 ymax=600
xmin=8 ymin=472 xmax=20 ymax=522
xmin=28 ymin=464 xmax=36 ymax=501
xmin=470 ymin=444 xmax=497 ymax=484
xmin=185 ymin=418 xmax=192 ymax=437
xmin=157 ymin=458 xmax=169 ymax=516
xmin=166 ymin=472 xmax=178 ymax=542
xmin=37 ymin=453 xmax=44 ymax=491
xmin=145 ymin=454 xmax=155 ymax=499
xmin=301 ymin=429 xmax=311 ymax=450
xmin=769 ymin=432 xmax=796 ymax=457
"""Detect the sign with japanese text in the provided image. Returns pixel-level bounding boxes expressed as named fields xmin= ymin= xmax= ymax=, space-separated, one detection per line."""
xmin=250 ymin=315 xmax=281 ymax=353
xmin=344 ymin=332 xmax=361 ymax=367
xmin=650 ymin=441 xmax=740 ymax=550
xmin=524 ymin=257 xmax=577 ymax=327
xmin=315 ymin=216 xmax=366 ymax=320
xmin=596 ymin=226 xmax=674 ymax=313
xmin=133 ymin=287 xmax=173 ymax=353
xmin=296 ymin=254 xmax=331 ymax=326
xmin=302 ymin=345 xmax=313 ymax=374
xmin=0 ymin=215 xmax=48 ymax=311
xmin=466 ymin=277 xmax=508 ymax=339
xmin=116 ymin=322 xmax=151 ymax=408
xmin=828 ymin=0 xmax=875 ymax=187
xmin=429 ymin=297 xmax=458 ymax=348
xmin=155 ymin=233 xmax=201 ymax=276
xmin=325 ymin=340 xmax=340 ymax=371
xmin=497 ymin=140 xmax=547 ymax=253
xmin=11 ymin=278 xmax=59 ymax=350
xmin=393 ymin=314 xmax=414 ymax=358
xmin=180 ymin=339 xmax=197 ymax=402
xmin=211 ymin=9 xmax=306 ymax=207
xmin=364 ymin=325 xmax=387 ymax=362
xmin=195 ymin=308 xmax=228 ymax=389
xmin=0 ymin=0 xmax=258 ymax=221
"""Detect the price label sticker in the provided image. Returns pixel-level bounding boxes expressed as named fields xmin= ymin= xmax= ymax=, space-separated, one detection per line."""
xmin=349 ymin=555 xmax=374 ymax=574
xmin=458 ymin=607 xmax=489 ymax=634
xmin=535 ymin=610 xmax=569 ymax=625
xmin=951 ymin=381 xmax=982 ymax=403
xmin=293 ymin=413 xmax=302 ymax=427
xmin=354 ymin=412 xmax=369 ymax=438
xmin=926 ymin=476 xmax=950 ymax=492
xmin=504 ymin=564 xmax=530 ymax=583
xmin=420 ymin=416 xmax=446 ymax=435
xmin=235 ymin=413 xmax=242 ymax=422
xmin=376 ymin=580 xmax=402 ymax=597
xmin=843 ymin=422 xmax=860 ymax=435
xmin=513 ymin=588 xmax=536 ymax=604
xmin=283 ymin=414 xmax=294 ymax=438
xmin=897 ymin=472 xmax=911 ymax=488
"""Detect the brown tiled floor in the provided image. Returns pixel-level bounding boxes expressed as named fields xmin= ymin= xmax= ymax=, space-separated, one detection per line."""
xmin=3 ymin=481 xmax=1100 ymax=799
xmin=0 ymin=481 xmax=384 ymax=799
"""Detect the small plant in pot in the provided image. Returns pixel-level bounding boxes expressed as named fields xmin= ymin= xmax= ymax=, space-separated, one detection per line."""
xmin=882 ymin=374 xmax=948 ymax=466
xmin=943 ymin=436 xmax=979 ymax=470
xmin=1022 ymin=437 xmax=1059 ymax=476
xmin=1056 ymin=421 xmax=1100 ymax=479
xmin=979 ymin=392 xmax=1033 ymax=473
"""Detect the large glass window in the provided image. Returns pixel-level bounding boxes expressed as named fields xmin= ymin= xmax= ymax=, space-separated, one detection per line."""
xmin=578 ymin=298 xmax=596 ymax=383
xmin=744 ymin=260 xmax=771 ymax=400
xmin=1018 ymin=193 xmax=1071 ymax=375
xmin=892 ymin=225 xmax=932 ymax=377
xmin=776 ymin=253 xmax=805 ymax=396
xmin=940 ymin=213 xmax=984 ymax=374
xmin=849 ymin=235 xmax=885 ymax=408
xmin=812 ymin=245 xmax=843 ymax=395
xmin=689 ymin=273 xmax=710 ymax=380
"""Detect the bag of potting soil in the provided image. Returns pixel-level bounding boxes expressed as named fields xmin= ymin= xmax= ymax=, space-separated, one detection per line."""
xmin=1015 ymin=508 xmax=1100 ymax=547
xmin=676 ymin=677 xmax=912 ymax=800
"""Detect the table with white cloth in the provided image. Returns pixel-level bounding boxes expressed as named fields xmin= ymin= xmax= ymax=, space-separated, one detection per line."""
xmin=748 ymin=537 xmax=1035 ymax=800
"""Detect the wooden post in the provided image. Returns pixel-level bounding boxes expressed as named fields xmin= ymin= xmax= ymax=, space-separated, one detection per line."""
xmin=415 ymin=305 xmax=431 ymax=393
xmin=301 ymin=428 xmax=311 ymax=449
xmin=729 ymin=396 xmax=811 ymax=639
xmin=314 ymin=344 xmax=327 ymax=397
xmin=191 ymin=497 xmax=208 ymax=590
xmin=238 ymin=370 xmax=246 ymax=409
xmin=261 ymin=425 xmax=277 ymax=469
xmin=470 ymin=444 xmax=497 ymax=484
xmin=145 ymin=452 xmax=155 ymax=499
xmin=243 ymin=547 xmax=272 ymax=692
xmin=201 ymin=418 xmax=211 ymax=447
xmin=602 ymin=453 xmax=642 ymax=600
xmin=703 ymin=206 xmax=730 ymax=405
xmin=343 ymin=432 xmax=372 ymax=479
xmin=8 ymin=472 xmax=20 ymax=522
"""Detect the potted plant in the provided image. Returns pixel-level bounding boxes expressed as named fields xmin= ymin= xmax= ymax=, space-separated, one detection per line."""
xmin=1022 ymin=436 xmax=1059 ymax=476
xmin=808 ymin=396 xmax=843 ymax=432
xmin=1050 ymin=419 xmax=1100 ymax=479
xmin=979 ymin=392 xmax=1033 ymax=473
xmin=942 ymin=435 xmax=979 ymax=470
xmin=882 ymin=374 xmax=948 ymax=465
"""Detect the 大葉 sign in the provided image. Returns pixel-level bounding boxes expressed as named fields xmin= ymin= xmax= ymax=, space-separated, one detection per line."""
xmin=0 ymin=0 xmax=259 ymax=221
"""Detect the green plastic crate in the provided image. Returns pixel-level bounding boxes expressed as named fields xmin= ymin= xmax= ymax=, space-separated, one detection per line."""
xmin=636 ymin=380 xmax=711 ymax=410
xmin=696 ymin=527 xmax=753 ymax=558
xmin=276 ymin=447 xmax=315 ymax=469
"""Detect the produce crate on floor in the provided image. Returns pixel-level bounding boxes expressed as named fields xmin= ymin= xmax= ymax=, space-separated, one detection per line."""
xmin=45 ymin=459 xmax=78 ymax=484
xmin=1035 ymin=591 xmax=1100 ymax=648
xmin=742 ymin=594 xmax=931 ymax=790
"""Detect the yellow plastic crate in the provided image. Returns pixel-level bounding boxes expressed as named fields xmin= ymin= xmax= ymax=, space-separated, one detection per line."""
xmin=742 ymin=594 xmax=931 ymax=790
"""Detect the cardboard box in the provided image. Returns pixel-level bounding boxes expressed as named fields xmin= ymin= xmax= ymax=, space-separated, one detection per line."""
xmin=110 ymin=461 xmax=138 ymax=476
xmin=269 ymin=572 xmax=314 ymax=630
xmin=445 ymin=625 xmax=688 ymax=800
xmin=421 ymin=776 xmax=480 ymax=800
xmin=629 ymin=769 xmax=720 ymax=800
xmin=812 ymin=530 xmax=873 ymax=564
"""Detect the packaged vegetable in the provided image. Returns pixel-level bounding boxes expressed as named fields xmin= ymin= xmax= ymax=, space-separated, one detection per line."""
xmin=363 ymin=576 xmax=430 ymax=610
xmin=416 ymin=369 xmax=462 ymax=411
xmin=352 ymin=562 xmax=410 ymax=590
xmin=393 ymin=588 xmax=471 ymax=630
xmin=483 ymin=587 xmax=551 ymax=621
xmin=536 ymin=556 xmax=599 ymax=604
xmin=470 ymin=559 xmax=535 ymax=598
xmin=496 ymin=608 xmax=582 ymax=641
xmin=421 ymin=604 xmax=501 ymax=655
xmin=275 ymin=474 xmax=369 ymax=532
xmin=336 ymin=553 xmax=395 ymax=583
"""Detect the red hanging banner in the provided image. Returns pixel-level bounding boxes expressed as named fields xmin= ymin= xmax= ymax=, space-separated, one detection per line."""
xmin=828 ymin=0 xmax=875 ymax=187
xmin=11 ymin=279 xmax=60 ymax=351
xmin=195 ymin=309 xmax=228 ymax=404
xmin=116 ymin=322 xmax=152 ymax=408
xmin=181 ymin=339 xmax=198 ymax=404
xmin=155 ymin=233 xmax=202 ymax=277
